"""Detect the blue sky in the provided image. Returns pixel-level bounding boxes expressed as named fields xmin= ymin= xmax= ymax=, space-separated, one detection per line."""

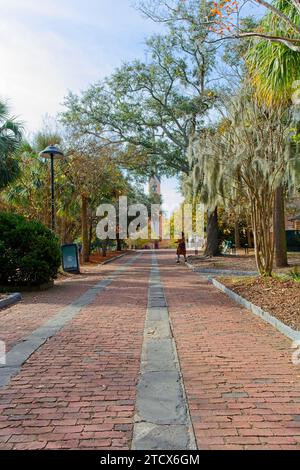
xmin=0 ymin=0 xmax=163 ymax=128
xmin=0 ymin=0 xmax=182 ymax=213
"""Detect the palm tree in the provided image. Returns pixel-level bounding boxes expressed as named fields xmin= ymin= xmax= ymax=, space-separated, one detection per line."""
xmin=0 ymin=101 xmax=23 ymax=190
xmin=247 ymin=0 xmax=300 ymax=267
xmin=247 ymin=1 xmax=300 ymax=106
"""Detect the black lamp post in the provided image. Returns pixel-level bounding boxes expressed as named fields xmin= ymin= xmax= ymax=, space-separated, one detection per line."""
xmin=39 ymin=145 xmax=64 ymax=232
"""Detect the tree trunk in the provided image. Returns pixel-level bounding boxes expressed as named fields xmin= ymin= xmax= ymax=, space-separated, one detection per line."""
xmin=234 ymin=219 xmax=240 ymax=250
xmin=88 ymin=219 xmax=93 ymax=255
xmin=60 ymin=217 xmax=67 ymax=245
xmin=251 ymin=193 xmax=274 ymax=277
xmin=102 ymin=240 xmax=108 ymax=257
xmin=81 ymin=194 xmax=89 ymax=263
xmin=116 ymin=229 xmax=122 ymax=252
xmin=274 ymin=186 xmax=288 ymax=268
xmin=247 ymin=227 xmax=253 ymax=248
xmin=204 ymin=207 xmax=220 ymax=257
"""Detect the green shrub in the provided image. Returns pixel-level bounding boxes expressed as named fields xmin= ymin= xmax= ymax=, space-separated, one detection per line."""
xmin=0 ymin=212 xmax=61 ymax=287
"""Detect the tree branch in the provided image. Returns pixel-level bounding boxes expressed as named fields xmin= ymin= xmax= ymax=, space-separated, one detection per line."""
xmin=253 ymin=0 xmax=300 ymax=35
xmin=207 ymin=31 xmax=300 ymax=52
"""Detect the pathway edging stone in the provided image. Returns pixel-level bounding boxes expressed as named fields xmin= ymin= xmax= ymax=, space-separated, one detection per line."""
xmin=211 ymin=277 xmax=300 ymax=342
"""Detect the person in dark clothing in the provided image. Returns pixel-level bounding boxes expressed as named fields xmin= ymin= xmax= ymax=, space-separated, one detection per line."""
xmin=176 ymin=232 xmax=187 ymax=263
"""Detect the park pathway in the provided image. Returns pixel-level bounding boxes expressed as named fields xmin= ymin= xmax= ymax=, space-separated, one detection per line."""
xmin=0 ymin=252 xmax=150 ymax=450
xmin=158 ymin=251 xmax=300 ymax=450
xmin=0 ymin=251 xmax=300 ymax=450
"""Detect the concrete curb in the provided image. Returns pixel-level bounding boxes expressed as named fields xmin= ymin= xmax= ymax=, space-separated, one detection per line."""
xmin=0 ymin=293 xmax=22 ymax=310
xmin=186 ymin=262 xmax=195 ymax=271
xmin=99 ymin=253 xmax=127 ymax=266
xmin=211 ymin=277 xmax=300 ymax=342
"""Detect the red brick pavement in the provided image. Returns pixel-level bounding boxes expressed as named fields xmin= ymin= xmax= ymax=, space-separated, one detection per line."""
xmin=0 ymin=253 xmax=150 ymax=450
xmin=1 ymin=250 xmax=300 ymax=451
xmin=158 ymin=251 xmax=300 ymax=450
xmin=0 ymin=254 xmax=133 ymax=351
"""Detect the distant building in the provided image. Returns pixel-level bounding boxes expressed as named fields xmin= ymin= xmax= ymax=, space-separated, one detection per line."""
xmin=289 ymin=214 xmax=300 ymax=231
xmin=149 ymin=175 xmax=161 ymax=197
xmin=286 ymin=196 xmax=300 ymax=231
xmin=286 ymin=195 xmax=300 ymax=252
xmin=148 ymin=175 xmax=162 ymax=248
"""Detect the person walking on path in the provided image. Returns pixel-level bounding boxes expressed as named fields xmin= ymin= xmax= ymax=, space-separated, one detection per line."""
xmin=176 ymin=232 xmax=187 ymax=263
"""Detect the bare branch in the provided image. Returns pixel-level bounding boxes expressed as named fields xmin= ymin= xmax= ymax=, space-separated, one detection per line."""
xmin=207 ymin=32 xmax=300 ymax=52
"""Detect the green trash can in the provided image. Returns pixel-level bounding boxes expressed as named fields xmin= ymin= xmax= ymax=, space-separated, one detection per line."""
xmin=61 ymin=244 xmax=80 ymax=274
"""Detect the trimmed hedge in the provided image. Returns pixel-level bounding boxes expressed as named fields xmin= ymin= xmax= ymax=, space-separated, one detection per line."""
xmin=0 ymin=212 xmax=61 ymax=287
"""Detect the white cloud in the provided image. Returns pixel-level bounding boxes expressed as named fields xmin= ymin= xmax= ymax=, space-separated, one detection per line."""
xmin=0 ymin=0 xmax=180 ymax=217
xmin=0 ymin=0 xmax=82 ymax=21
xmin=0 ymin=18 xmax=104 ymax=130
xmin=0 ymin=0 xmax=162 ymax=131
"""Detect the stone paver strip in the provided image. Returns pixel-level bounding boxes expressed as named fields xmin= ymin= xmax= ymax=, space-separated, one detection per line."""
xmin=158 ymin=252 xmax=300 ymax=450
xmin=132 ymin=254 xmax=196 ymax=450
xmin=0 ymin=253 xmax=136 ymax=352
xmin=0 ymin=253 xmax=149 ymax=450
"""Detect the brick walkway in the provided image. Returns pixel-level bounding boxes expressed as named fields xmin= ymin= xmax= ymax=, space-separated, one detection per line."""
xmin=0 ymin=254 xmax=149 ymax=449
xmin=0 ymin=257 xmax=130 ymax=351
xmin=0 ymin=251 xmax=300 ymax=450
xmin=158 ymin=252 xmax=300 ymax=450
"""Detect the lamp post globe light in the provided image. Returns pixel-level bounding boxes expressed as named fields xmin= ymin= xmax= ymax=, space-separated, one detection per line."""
xmin=39 ymin=145 xmax=64 ymax=232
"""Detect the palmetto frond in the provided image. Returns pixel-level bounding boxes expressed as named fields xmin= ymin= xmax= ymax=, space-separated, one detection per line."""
xmin=0 ymin=100 xmax=23 ymax=190
xmin=247 ymin=0 xmax=300 ymax=105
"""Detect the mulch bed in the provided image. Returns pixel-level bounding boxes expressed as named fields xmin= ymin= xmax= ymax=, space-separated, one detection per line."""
xmin=221 ymin=276 xmax=300 ymax=331
xmin=188 ymin=251 xmax=300 ymax=275
xmin=188 ymin=253 xmax=258 ymax=272
xmin=56 ymin=251 xmax=125 ymax=281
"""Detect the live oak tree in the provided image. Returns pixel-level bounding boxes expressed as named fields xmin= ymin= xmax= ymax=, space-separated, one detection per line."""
xmin=62 ymin=30 xmax=215 ymax=175
xmin=62 ymin=2 xmax=219 ymax=252
xmin=186 ymin=125 xmax=249 ymax=256
xmin=139 ymin=0 xmax=256 ymax=255
xmin=186 ymin=128 xmax=220 ymax=256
